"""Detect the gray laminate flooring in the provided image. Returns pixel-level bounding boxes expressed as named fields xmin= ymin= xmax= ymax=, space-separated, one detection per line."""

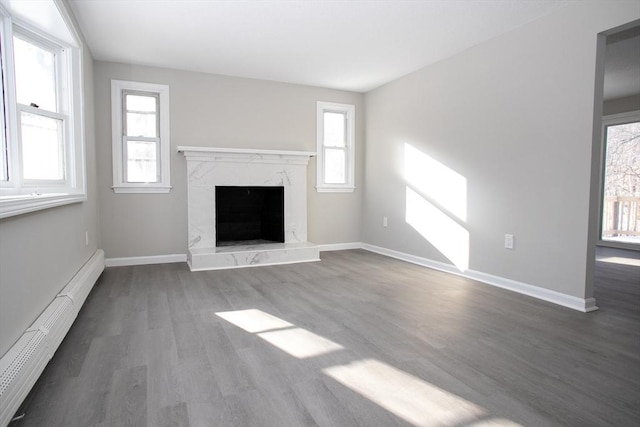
xmin=12 ymin=248 xmax=640 ymax=427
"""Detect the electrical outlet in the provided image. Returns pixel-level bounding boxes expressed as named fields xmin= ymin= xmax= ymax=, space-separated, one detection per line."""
xmin=383 ymin=216 xmax=388 ymax=227
xmin=85 ymin=231 xmax=89 ymax=246
xmin=504 ymin=234 xmax=514 ymax=249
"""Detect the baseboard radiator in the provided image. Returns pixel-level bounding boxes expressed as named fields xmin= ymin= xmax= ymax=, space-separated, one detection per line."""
xmin=0 ymin=249 xmax=105 ymax=427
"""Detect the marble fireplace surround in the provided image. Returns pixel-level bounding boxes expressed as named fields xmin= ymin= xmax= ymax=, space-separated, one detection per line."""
xmin=178 ymin=146 xmax=320 ymax=270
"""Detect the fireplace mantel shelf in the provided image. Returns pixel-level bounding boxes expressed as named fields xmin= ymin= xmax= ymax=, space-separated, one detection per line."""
xmin=178 ymin=146 xmax=316 ymax=158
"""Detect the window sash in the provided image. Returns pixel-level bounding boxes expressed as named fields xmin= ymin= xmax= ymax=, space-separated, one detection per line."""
xmin=1 ymin=22 xmax=71 ymax=188
xmin=123 ymin=136 xmax=160 ymax=183
xmin=12 ymin=32 xmax=60 ymax=113
xmin=123 ymin=90 xmax=159 ymax=138
xmin=323 ymin=146 xmax=347 ymax=184
xmin=0 ymin=58 xmax=7 ymax=182
xmin=18 ymin=106 xmax=66 ymax=183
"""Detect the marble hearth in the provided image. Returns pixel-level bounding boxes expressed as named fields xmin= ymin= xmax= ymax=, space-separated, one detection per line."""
xmin=178 ymin=146 xmax=319 ymax=270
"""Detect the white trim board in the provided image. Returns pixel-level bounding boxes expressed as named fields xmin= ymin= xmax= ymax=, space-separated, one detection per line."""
xmin=105 ymin=254 xmax=187 ymax=267
xmin=361 ymin=243 xmax=598 ymax=313
xmin=102 ymin=244 xmax=598 ymax=313
xmin=317 ymin=242 xmax=363 ymax=252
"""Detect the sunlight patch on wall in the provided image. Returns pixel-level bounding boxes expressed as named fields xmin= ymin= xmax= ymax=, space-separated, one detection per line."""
xmin=324 ymin=359 xmax=487 ymax=426
xmin=404 ymin=143 xmax=467 ymax=221
xmin=406 ymin=187 xmax=469 ymax=271
xmin=216 ymin=309 xmax=343 ymax=359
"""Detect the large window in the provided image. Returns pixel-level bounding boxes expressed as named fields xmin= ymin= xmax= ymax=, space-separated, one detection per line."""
xmin=0 ymin=2 xmax=85 ymax=218
xmin=316 ymin=101 xmax=355 ymax=192
xmin=111 ymin=80 xmax=171 ymax=193
xmin=601 ymin=112 xmax=640 ymax=246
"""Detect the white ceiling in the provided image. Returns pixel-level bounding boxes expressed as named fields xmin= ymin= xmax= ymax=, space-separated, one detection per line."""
xmin=68 ymin=0 xmax=571 ymax=93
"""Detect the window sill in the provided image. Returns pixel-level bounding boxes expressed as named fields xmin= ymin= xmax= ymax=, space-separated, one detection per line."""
xmin=316 ymin=186 xmax=355 ymax=193
xmin=112 ymin=185 xmax=172 ymax=194
xmin=0 ymin=192 xmax=86 ymax=219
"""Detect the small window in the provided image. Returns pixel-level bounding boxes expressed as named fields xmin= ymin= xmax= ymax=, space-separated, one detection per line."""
xmin=316 ymin=101 xmax=355 ymax=192
xmin=111 ymin=80 xmax=171 ymax=193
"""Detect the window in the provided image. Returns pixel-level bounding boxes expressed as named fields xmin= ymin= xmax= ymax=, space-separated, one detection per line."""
xmin=111 ymin=80 xmax=170 ymax=193
xmin=316 ymin=101 xmax=355 ymax=192
xmin=601 ymin=111 xmax=640 ymax=246
xmin=0 ymin=2 xmax=85 ymax=219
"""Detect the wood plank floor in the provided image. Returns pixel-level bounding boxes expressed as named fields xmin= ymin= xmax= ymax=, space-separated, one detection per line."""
xmin=13 ymin=248 xmax=640 ymax=427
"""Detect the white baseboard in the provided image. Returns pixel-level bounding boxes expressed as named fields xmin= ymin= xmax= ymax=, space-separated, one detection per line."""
xmin=362 ymin=243 xmax=598 ymax=313
xmin=104 ymin=244 xmax=597 ymax=313
xmin=0 ymin=249 xmax=105 ymax=427
xmin=317 ymin=242 xmax=363 ymax=252
xmin=105 ymin=253 xmax=187 ymax=267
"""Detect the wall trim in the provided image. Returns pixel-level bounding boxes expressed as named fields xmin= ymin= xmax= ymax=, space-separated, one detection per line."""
xmin=0 ymin=249 xmax=105 ymax=427
xmin=105 ymin=254 xmax=187 ymax=267
xmin=317 ymin=242 xmax=363 ymax=252
xmin=101 ymin=243 xmax=599 ymax=313
xmin=361 ymin=243 xmax=598 ymax=313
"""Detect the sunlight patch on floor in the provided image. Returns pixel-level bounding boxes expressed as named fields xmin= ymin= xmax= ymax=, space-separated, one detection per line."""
xmin=216 ymin=308 xmax=293 ymax=333
xmin=596 ymin=256 xmax=640 ymax=267
xmin=258 ymin=327 xmax=344 ymax=359
xmin=216 ymin=309 xmax=343 ymax=358
xmin=324 ymin=359 xmax=490 ymax=426
xmin=217 ymin=309 xmax=522 ymax=426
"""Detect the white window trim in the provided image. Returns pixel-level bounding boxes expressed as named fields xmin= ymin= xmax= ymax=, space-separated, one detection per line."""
xmin=316 ymin=101 xmax=355 ymax=192
xmin=0 ymin=1 xmax=86 ymax=219
xmin=598 ymin=110 xmax=640 ymax=248
xmin=111 ymin=80 xmax=171 ymax=194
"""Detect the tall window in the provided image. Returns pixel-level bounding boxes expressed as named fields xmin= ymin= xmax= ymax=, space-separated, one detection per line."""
xmin=0 ymin=3 xmax=85 ymax=219
xmin=601 ymin=112 xmax=640 ymax=246
xmin=14 ymin=34 xmax=65 ymax=181
xmin=111 ymin=80 xmax=170 ymax=193
xmin=316 ymin=101 xmax=355 ymax=192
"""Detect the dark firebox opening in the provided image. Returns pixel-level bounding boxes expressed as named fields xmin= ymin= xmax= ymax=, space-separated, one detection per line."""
xmin=215 ymin=186 xmax=284 ymax=246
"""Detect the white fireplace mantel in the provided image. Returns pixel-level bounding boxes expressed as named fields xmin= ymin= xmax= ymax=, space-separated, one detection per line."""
xmin=177 ymin=146 xmax=316 ymax=165
xmin=178 ymin=145 xmax=319 ymax=271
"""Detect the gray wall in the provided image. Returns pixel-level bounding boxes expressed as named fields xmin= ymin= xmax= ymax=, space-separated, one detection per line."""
xmin=603 ymin=94 xmax=640 ymax=115
xmin=94 ymin=62 xmax=364 ymax=258
xmin=363 ymin=1 xmax=639 ymax=300
xmin=0 ymin=38 xmax=99 ymax=355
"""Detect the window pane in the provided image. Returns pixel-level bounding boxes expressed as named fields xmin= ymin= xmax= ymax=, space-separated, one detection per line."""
xmin=126 ymin=112 xmax=157 ymax=137
xmin=1 ymin=68 xmax=7 ymax=181
xmin=602 ymin=121 xmax=640 ymax=244
xmin=126 ymin=94 xmax=156 ymax=113
xmin=126 ymin=140 xmax=158 ymax=183
xmin=324 ymin=112 xmax=346 ymax=147
xmin=21 ymin=111 xmax=64 ymax=180
xmin=324 ymin=148 xmax=346 ymax=184
xmin=13 ymin=36 xmax=57 ymax=111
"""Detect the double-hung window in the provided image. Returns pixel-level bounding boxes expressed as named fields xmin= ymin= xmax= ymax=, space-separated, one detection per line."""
xmin=111 ymin=80 xmax=170 ymax=193
xmin=0 ymin=2 xmax=85 ymax=218
xmin=316 ymin=101 xmax=355 ymax=192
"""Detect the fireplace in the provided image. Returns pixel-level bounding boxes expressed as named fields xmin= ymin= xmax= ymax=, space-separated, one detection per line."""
xmin=178 ymin=146 xmax=319 ymax=270
xmin=216 ymin=186 xmax=284 ymax=246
